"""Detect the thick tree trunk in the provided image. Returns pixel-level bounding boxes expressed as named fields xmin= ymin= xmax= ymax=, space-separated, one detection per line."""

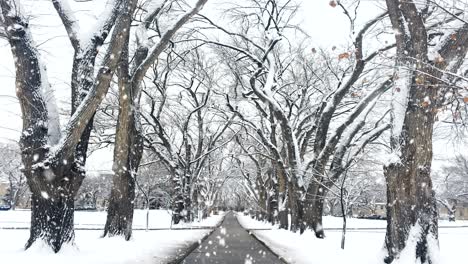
xmin=26 ymin=192 xmax=75 ymax=252
xmin=103 ymin=109 xmax=142 ymax=238
xmin=103 ymin=109 xmax=142 ymax=239
xmin=103 ymin=12 xmax=142 ymax=238
xmin=23 ymin=165 xmax=78 ymax=253
xmin=103 ymin=107 xmax=142 ymax=239
xmin=277 ymin=165 xmax=288 ymax=229
xmin=288 ymin=181 xmax=303 ymax=232
xmin=382 ymin=0 xmax=446 ymax=261
xmin=303 ymin=180 xmax=326 ymax=238
xmin=267 ymin=195 xmax=277 ymax=224
xmin=103 ymin=170 xmax=136 ymax=240
xmin=172 ymin=170 xmax=185 ymax=224
xmin=305 ymin=196 xmax=325 ymax=238
xmin=2 ymin=0 xmax=133 ymax=252
xmin=384 ymin=161 xmax=438 ymax=263
xmin=384 ymin=68 xmax=439 ymax=263
xmin=383 ymin=64 xmax=440 ymax=263
xmin=183 ymin=172 xmax=193 ymax=222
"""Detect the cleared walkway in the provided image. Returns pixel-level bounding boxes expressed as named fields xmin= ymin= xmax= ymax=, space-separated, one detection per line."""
xmin=181 ymin=212 xmax=285 ymax=264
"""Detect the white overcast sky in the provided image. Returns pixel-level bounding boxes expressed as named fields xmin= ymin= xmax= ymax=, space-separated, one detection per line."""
xmin=0 ymin=0 xmax=460 ymax=172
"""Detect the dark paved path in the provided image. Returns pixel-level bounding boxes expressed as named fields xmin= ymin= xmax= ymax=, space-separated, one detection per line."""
xmin=181 ymin=212 xmax=285 ymax=264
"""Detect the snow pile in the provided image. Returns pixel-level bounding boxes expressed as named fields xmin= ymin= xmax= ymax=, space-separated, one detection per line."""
xmin=0 ymin=229 xmax=207 ymax=264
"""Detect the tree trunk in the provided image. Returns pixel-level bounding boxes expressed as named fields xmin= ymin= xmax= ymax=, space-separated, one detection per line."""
xmin=24 ymin=167 xmax=78 ymax=253
xmin=384 ymin=161 xmax=438 ymax=263
xmin=103 ymin=110 xmax=142 ymax=239
xmin=2 ymin=0 xmax=131 ymax=252
xmin=383 ymin=74 xmax=439 ymax=261
xmin=183 ymin=172 xmax=193 ymax=222
xmin=382 ymin=0 xmax=446 ymax=261
xmin=267 ymin=195 xmax=276 ymax=224
xmin=172 ymin=170 xmax=185 ymax=224
xmin=277 ymin=165 xmax=288 ymax=229
xmin=303 ymin=181 xmax=326 ymax=238
xmin=287 ymin=181 xmax=303 ymax=232
xmin=26 ymin=192 xmax=75 ymax=252
xmin=448 ymin=208 xmax=456 ymax=222
xmin=103 ymin=170 xmax=136 ymax=240
xmin=103 ymin=14 xmax=142 ymax=238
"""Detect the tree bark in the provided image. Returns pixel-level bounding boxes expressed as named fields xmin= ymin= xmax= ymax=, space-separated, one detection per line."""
xmin=24 ymin=171 xmax=77 ymax=253
xmin=103 ymin=6 xmax=142 ymax=238
xmin=1 ymin=0 xmax=129 ymax=252
xmin=303 ymin=191 xmax=325 ymax=238
xmin=384 ymin=63 xmax=439 ymax=263
xmin=381 ymin=0 xmax=468 ymax=262
xmin=26 ymin=193 xmax=75 ymax=252
xmin=172 ymin=170 xmax=185 ymax=224
xmin=287 ymin=181 xmax=303 ymax=232
xmin=277 ymin=162 xmax=288 ymax=229
xmin=103 ymin=169 xmax=137 ymax=239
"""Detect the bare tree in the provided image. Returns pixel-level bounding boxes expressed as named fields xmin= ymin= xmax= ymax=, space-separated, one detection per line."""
xmin=0 ymin=0 xmax=134 ymax=252
xmin=434 ymin=155 xmax=468 ymax=221
xmin=140 ymin=45 xmax=235 ymax=224
xmin=201 ymin=0 xmax=393 ymax=235
xmin=0 ymin=143 xmax=28 ymax=209
xmin=103 ymin=0 xmax=209 ymax=239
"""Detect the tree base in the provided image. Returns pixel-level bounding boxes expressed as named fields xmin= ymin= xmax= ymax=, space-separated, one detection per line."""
xmin=26 ymin=193 xmax=75 ymax=253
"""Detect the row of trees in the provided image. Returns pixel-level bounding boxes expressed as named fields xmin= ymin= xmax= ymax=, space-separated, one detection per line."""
xmin=1 ymin=0 xmax=467 ymax=263
xmin=0 ymin=0 xmax=210 ymax=252
xmin=206 ymin=0 xmax=468 ymax=263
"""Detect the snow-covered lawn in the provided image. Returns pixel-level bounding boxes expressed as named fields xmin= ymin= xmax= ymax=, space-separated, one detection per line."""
xmin=0 ymin=210 xmax=224 ymax=264
xmin=0 ymin=209 xmax=222 ymax=229
xmin=237 ymin=214 xmax=468 ymax=264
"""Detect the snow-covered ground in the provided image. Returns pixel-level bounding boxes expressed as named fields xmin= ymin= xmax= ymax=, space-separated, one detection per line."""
xmin=0 ymin=209 xmax=222 ymax=229
xmin=237 ymin=214 xmax=468 ymax=264
xmin=0 ymin=210 xmax=224 ymax=264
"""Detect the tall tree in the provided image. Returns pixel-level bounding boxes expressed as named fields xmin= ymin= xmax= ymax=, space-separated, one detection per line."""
xmin=103 ymin=0 xmax=209 ymax=239
xmin=0 ymin=0 xmax=131 ymax=252
xmin=383 ymin=1 xmax=468 ymax=262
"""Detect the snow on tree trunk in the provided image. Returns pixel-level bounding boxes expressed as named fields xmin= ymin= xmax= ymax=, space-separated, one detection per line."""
xmin=383 ymin=1 xmax=441 ymax=262
xmin=303 ymin=186 xmax=326 ymax=238
xmin=287 ymin=180 xmax=303 ymax=232
xmin=183 ymin=172 xmax=193 ymax=222
xmin=26 ymin=189 xmax=75 ymax=253
xmin=1 ymin=0 xmax=134 ymax=252
xmin=172 ymin=170 xmax=185 ymax=224
xmin=384 ymin=63 xmax=439 ymax=262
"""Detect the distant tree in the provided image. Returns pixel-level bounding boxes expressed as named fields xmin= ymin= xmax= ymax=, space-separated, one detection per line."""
xmin=0 ymin=143 xmax=28 ymax=209
xmin=434 ymin=155 xmax=468 ymax=221
xmin=75 ymin=172 xmax=112 ymax=210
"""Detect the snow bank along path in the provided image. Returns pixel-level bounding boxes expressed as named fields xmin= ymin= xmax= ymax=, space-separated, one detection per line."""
xmin=0 ymin=210 xmax=225 ymax=264
xmin=237 ymin=213 xmax=468 ymax=264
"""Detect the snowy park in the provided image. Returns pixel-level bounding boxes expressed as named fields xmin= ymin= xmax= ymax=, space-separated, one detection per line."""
xmin=1 ymin=210 xmax=467 ymax=263
xmin=0 ymin=209 xmax=225 ymax=263
xmin=1 ymin=0 xmax=468 ymax=263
